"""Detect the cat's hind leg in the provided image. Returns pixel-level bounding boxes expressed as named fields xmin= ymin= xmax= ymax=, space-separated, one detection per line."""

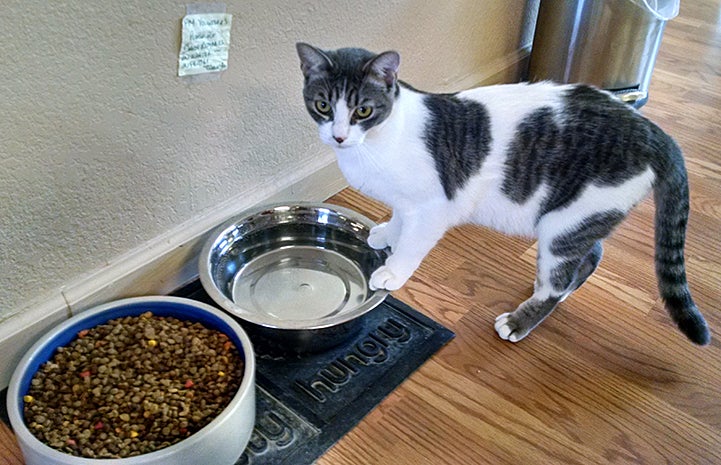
xmin=495 ymin=211 xmax=623 ymax=342
xmin=494 ymin=245 xmax=599 ymax=342
xmin=560 ymin=240 xmax=603 ymax=301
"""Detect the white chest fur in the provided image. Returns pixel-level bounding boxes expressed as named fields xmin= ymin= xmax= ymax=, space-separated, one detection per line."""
xmin=333 ymin=88 xmax=444 ymax=209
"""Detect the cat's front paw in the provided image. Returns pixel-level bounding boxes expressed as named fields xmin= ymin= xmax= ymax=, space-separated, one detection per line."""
xmin=368 ymin=222 xmax=392 ymax=250
xmin=369 ymin=265 xmax=409 ymax=291
xmin=494 ymin=313 xmax=529 ymax=343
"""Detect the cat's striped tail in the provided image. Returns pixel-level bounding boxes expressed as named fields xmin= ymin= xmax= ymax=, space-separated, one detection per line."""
xmin=653 ymin=136 xmax=710 ymax=345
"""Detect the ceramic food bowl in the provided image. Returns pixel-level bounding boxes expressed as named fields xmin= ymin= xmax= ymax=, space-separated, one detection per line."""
xmin=7 ymin=296 xmax=256 ymax=465
xmin=199 ymin=202 xmax=389 ymax=353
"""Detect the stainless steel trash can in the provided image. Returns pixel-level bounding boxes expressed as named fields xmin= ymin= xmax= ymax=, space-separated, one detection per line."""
xmin=528 ymin=0 xmax=679 ymax=107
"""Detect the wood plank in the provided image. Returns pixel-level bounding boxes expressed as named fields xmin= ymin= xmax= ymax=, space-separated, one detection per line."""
xmin=0 ymin=422 xmax=23 ymax=465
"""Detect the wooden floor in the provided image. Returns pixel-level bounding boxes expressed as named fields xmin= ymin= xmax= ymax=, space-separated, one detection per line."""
xmin=2 ymin=1 xmax=720 ymax=464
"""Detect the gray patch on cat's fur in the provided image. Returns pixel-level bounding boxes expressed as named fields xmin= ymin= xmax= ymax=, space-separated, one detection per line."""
xmin=502 ymin=85 xmax=653 ymax=218
xmin=423 ymin=94 xmax=492 ymax=199
xmin=570 ymin=241 xmax=604 ymax=292
xmin=550 ymin=241 xmax=604 ymax=293
xmin=549 ymin=212 xmax=623 ymax=292
xmin=550 ymin=211 xmax=625 ymax=257
xmin=550 ymin=261 xmax=582 ymax=293
xmin=501 ymin=106 xmax=558 ymax=206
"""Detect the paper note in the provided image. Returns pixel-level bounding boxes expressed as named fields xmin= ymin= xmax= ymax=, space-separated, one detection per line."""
xmin=178 ymin=13 xmax=232 ymax=76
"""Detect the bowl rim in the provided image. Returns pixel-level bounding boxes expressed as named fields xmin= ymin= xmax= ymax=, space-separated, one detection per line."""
xmin=199 ymin=201 xmax=389 ymax=331
xmin=7 ymin=296 xmax=256 ymax=464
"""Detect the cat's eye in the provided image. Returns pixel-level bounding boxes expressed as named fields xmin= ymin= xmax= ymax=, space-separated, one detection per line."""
xmin=315 ymin=100 xmax=331 ymax=114
xmin=355 ymin=106 xmax=373 ymax=119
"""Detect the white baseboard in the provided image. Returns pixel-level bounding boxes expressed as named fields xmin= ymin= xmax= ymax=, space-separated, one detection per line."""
xmin=0 ymin=159 xmax=346 ymax=390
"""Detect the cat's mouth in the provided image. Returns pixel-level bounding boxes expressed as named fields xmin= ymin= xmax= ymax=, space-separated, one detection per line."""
xmin=318 ymin=124 xmax=365 ymax=148
xmin=325 ymin=138 xmax=360 ymax=149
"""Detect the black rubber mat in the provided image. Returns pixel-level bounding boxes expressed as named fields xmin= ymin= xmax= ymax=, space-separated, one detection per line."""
xmin=175 ymin=280 xmax=454 ymax=465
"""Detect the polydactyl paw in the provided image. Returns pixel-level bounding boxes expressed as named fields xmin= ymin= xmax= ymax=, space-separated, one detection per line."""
xmin=369 ymin=265 xmax=410 ymax=291
xmin=367 ymin=222 xmax=396 ymax=251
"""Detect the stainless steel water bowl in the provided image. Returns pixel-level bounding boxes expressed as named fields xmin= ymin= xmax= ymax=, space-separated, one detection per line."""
xmin=199 ymin=203 xmax=389 ymax=352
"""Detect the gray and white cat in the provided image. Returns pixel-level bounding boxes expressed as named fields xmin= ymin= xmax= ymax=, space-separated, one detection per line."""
xmin=296 ymin=43 xmax=710 ymax=345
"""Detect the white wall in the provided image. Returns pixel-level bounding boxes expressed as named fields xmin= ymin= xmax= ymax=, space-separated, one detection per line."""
xmin=0 ymin=0 xmax=538 ymax=387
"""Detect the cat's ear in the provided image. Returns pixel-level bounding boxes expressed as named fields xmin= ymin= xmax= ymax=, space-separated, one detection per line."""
xmin=363 ymin=51 xmax=400 ymax=88
xmin=296 ymin=42 xmax=333 ymax=78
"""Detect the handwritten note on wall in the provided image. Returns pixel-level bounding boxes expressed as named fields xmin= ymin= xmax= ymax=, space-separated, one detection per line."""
xmin=178 ymin=13 xmax=233 ymax=76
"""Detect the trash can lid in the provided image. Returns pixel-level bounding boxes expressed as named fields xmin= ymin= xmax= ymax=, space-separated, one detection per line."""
xmin=630 ymin=0 xmax=680 ymax=21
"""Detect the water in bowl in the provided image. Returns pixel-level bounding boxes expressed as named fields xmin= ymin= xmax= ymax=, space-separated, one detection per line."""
xmin=231 ymin=246 xmax=369 ymax=323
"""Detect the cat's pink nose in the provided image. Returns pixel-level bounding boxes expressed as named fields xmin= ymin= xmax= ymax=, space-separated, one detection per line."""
xmin=334 ymin=136 xmax=346 ymax=144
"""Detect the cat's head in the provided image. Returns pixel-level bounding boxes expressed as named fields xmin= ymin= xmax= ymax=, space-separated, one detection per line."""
xmin=296 ymin=43 xmax=400 ymax=148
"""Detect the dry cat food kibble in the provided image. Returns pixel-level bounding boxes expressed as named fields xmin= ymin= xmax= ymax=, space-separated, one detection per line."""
xmin=23 ymin=311 xmax=244 ymax=459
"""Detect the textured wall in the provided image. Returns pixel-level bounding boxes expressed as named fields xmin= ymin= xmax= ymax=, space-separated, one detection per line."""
xmin=0 ymin=0 xmax=537 ymax=321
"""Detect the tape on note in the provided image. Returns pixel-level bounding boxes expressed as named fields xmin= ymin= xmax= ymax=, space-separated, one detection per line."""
xmin=178 ymin=13 xmax=232 ymax=76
